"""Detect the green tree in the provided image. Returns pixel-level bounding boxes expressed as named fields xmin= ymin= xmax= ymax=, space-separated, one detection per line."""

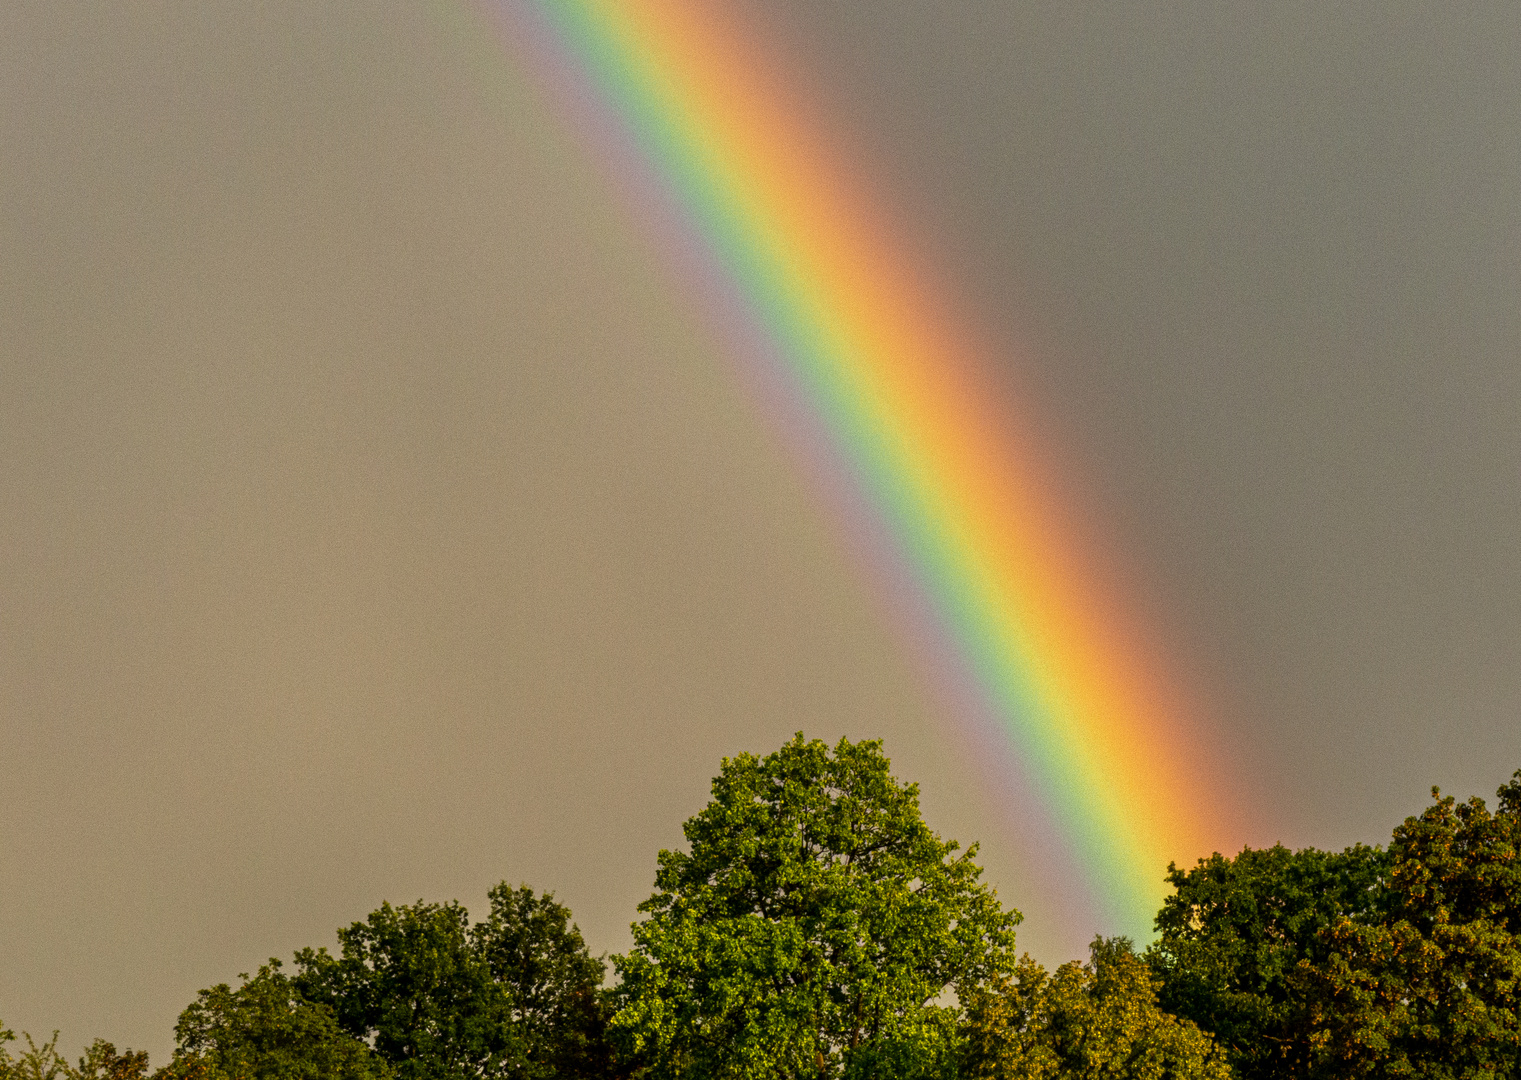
xmin=0 ymin=1030 xmax=148 ymax=1080
xmin=294 ymin=887 xmax=615 ymax=1080
xmin=1146 ymin=842 xmax=1388 ymax=1080
xmin=75 ymin=1042 xmax=149 ymax=1080
xmin=0 ymin=1029 xmax=71 ymax=1080
xmin=963 ymin=938 xmax=1231 ymax=1080
xmin=610 ymin=734 xmax=1020 ymax=1080
xmin=1301 ymin=773 xmax=1521 ymax=1080
xmin=294 ymin=901 xmax=512 ymax=1080
xmin=156 ymin=960 xmax=389 ymax=1080
xmin=468 ymin=884 xmax=614 ymax=1079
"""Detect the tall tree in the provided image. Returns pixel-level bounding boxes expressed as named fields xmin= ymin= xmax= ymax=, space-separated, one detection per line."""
xmin=294 ymin=888 xmax=615 ymax=1080
xmin=963 ymin=937 xmax=1231 ymax=1080
xmin=293 ymin=901 xmax=512 ymax=1080
xmin=1301 ymin=773 xmax=1521 ymax=1080
xmin=156 ymin=961 xmax=389 ymax=1080
xmin=610 ymin=734 xmax=1020 ymax=1080
xmin=468 ymin=884 xmax=614 ymax=1079
xmin=1146 ymin=841 xmax=1388 ymax=1080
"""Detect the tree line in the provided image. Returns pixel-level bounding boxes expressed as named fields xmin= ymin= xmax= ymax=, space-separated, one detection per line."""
xmin=4 ymin=734 xmax=1519 ymax=1080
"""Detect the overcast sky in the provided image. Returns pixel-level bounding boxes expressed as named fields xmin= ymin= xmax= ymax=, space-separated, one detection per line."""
xmin=3 ymin=0 xmax=1519 ymax=1060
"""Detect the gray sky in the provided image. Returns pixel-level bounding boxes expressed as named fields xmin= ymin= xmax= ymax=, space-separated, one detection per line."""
xmin=3 ymin=0 xmax=1519 ymax=1061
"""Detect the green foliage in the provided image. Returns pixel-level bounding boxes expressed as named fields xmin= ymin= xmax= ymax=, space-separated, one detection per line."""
xmin=609 ymin=733 xmax=1020 ymax=1080
xmin=1146 ymin=842 xmax=1388 ymax=1079
xmin=1300 ymin=773 xmax=1521 ymax=1080
xmin=0 ymin=1029 xmax=71 ymax=1080
xmin=158 ymin=960 xmax=389 ymax=1080
xmin=963 ymin=938 xmax=1231 ymax=1080
xmin=12 ymin=743 xmax=1519 ymax=1080
xmin=838 ymin=1006 xmax=963 ymax=1080
xmin=293 ymin=900 xmax=515 ymax=1080
xmin=74 ymin=1042 xmax=149 ymax=1080
xmin=0 ymin=1030 xmax=148 ymax=1080
xmin=1149 ymin=773 xmax=1521 ymax=1080
xmin=294 ymin=886 xmax=612 ymax=1080
xmin=469 ymin=883 xmax=614 ymax=1079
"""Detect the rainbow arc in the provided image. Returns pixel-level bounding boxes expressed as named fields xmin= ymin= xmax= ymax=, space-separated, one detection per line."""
xmin=491 ymin=0 xmax=1241 ymax=938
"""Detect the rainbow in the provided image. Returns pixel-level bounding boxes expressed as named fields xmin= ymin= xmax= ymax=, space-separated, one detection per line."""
xmin=481 ymin=0 xmax=1241 ymax=940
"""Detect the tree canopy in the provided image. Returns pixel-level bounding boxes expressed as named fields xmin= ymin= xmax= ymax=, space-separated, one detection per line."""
xmin=1 ymin=1028 xmax=150 ymax=1080
xmin=963 ymin=937 xmax=1231 ymax=1080
xmin=470 ymin=883 xmax=615 ymax=1079
xmin=1300 ymin=775 xmax=1521 ymax=1080
xmin=12 ymin=740 xmax=1521 ymax=1080
xmin=158 ymin=960 xmax=389 ymax=1080
xmin=609 ymin=734 xmax=1020 ymax=1079
xmin=1146 ymin=771 xmax=1521 ymax=1080
xmin=294 ymin=899 xmax=510 ymax=1080
xmin=1146 ymin=841 xmax=1389 ymax=1079
xmin=292 ymin=885 xmax=611 ymax=1080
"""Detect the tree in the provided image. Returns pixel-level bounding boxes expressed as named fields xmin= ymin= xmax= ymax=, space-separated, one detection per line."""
xmin=468 ymin=884 xmax=614 ymax=1079
xmin=1146 ymin=841 xmax=1388 ymax=1080
xmin=294 ymin=887 xmax=615 ymax=1080
xmin=75 ymin=1042 xmax=149 ymax=1080
xmin=609 ymin=734 xmax=1020 ymax=1080
xmin=0 ymin=1030 xmax=148 ymax=1080
xmin=294 ymin=901 xmax=511 ymax=1080
xmin=0 ymin=1029 xmax=73 ymax=1080
xmin=963 ymin=938 xmax=1230 ymax=1080
xmin=156 ymin=960 xmax=389 ymax=1080
xmin=1301 ymin=773 xmax=1521 ymax=1080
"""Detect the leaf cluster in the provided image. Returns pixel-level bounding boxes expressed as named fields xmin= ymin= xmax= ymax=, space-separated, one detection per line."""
xmin=1147 ymin=841 xmax=1389 ymax=1079
xmin=964 ymin=938 xmax=1231 ymax=1080
xmin=1299 ymin=773 xmax=1521 ymax=1080
xmin=157 ymin=959 xmax=390 ymax=1080
xmin=1148 ymin=770 xmax=1521 ymax=1080
xmin=0 ymin=1028 xmax=149 ymax=1080
xmin=291 ymin=884 xmax=613 ymax=1080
